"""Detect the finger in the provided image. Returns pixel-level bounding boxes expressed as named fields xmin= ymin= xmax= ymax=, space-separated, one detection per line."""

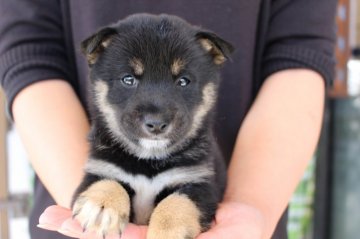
xmin=79 ymin=224 xmax=148 ymax=239
xmin=61 ymin=215 xmax=116 ymax=239
xmin=57 ymin=228 xmax=80 ymax=238
xmin=59 ymin=217 xmax=83 ymax=238
xmin=121 ymin=224 xmax=148 ymax=239
xmin=78 ymin=223 xmax=147 ymax=239
xmin=38 ymin=205 xmax=73 ymax=231
xmin=196 ymin=231 xmax=216 ymax=239
xmin=79 ymin=229 xmax=121 ymax=239
xmin=80 ymin=230 xmax=102 ymax=239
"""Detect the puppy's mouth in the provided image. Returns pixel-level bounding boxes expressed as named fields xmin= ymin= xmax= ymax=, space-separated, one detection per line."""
xmin=138 ymin=138 xmax=170 ymax=150
xmin=127 ymin=137 xmax=172 ymax=160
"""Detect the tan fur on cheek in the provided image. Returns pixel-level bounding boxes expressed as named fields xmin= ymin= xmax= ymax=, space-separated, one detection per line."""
xmin=187 ymin=82 xmax=217 ymax=139
xmin=94 ymin=81 xmax=121 ymax=137
xmin=72 ymin=180 xmax=130 ymax=237
xmin=147 ymin=193 xmax=201 ymax=239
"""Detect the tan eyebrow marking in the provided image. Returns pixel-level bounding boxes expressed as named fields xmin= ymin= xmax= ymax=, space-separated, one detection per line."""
xmin=171 ymin=58 xmax=185 ymax=75
xmin=129 ymin=58 xmax=144 ymax=75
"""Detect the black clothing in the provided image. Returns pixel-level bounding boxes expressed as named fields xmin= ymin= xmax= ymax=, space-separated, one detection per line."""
xmin=0 ymin=0 xmax=337 ymax=238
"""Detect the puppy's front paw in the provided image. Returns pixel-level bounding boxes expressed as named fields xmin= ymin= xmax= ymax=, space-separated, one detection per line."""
xmin=72 ymin=180 xmax=130 ymax=238
xmin=147 ymin=193 xmax=202 ymax=239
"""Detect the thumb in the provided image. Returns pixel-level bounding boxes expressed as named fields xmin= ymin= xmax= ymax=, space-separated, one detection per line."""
xmin=38 ymin=205 xmax=72 ymax=231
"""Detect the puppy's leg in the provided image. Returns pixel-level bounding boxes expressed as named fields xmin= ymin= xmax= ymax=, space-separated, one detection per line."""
xmin=147 ymin=193 xmax=201 ymax=239
xmin=72 ymin=175 xmax=130 ymax=238
xmin=147 ymin=184 xmax=219 ymax=239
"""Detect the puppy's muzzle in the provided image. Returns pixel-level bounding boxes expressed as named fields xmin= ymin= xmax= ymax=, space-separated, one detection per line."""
xmin=142 ymin=113 xmax=173 ymax=136
xmin=143 ymin=114 xmax=170 ymax=135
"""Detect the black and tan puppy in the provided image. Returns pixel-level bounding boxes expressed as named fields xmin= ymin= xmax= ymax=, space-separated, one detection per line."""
xmin=72 ymin=14 xmax=234 ymax=239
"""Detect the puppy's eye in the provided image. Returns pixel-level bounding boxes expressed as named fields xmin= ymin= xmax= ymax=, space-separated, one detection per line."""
xmin=121 ymin=75 xmax=137 ymax=87
xmin=176 ymin=77 xmax=191 ymax=87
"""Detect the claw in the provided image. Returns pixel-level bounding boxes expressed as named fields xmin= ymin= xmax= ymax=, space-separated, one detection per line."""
xmin=82 ymin=221 xmax=88 ymax=233
xmin=72 ymin=212 xmax=79 ymax=219
xmin=95 ymin=207 xmax=105 ymax=225
xmin=72 ymin=208 xmax=80 ymax=219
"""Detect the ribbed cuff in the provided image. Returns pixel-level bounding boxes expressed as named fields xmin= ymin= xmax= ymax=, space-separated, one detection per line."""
xmin=0 ymin=44 xmax=70 ymax=120
xmin=262 ymin=45 xmax=335 ymax=86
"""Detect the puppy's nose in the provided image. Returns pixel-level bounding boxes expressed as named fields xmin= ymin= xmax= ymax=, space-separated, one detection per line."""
xmin=143 ymin=115 xmax=169 ymax=135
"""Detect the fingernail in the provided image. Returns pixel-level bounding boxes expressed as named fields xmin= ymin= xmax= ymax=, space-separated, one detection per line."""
xmin=37 ymin=223 xmax=58 ymax=231
xmin=58 ymin=228 xmax=79 ymax=238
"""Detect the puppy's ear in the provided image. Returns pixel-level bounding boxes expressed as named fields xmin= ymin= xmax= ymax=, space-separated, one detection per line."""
xmin=81 ymin=27 xmax=117 ymax=65
xmin=196 ymin=31 xmax=234 ymax=65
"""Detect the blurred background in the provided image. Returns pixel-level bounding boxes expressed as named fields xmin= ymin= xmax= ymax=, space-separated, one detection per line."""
xmin=1 ymin=0 xmax=360 ymax=239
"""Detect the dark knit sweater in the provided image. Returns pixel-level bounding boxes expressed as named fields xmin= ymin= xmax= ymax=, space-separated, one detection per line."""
xmin=0 ymin=0 xmax=337 ymax=238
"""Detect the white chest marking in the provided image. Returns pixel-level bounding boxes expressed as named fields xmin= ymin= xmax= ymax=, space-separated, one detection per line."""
xmin=85 ymin=158 xmax=213 ymax=224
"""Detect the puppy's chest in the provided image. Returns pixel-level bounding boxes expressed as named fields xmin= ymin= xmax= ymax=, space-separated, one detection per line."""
xmin=85 ymin=158 xmax=213 ymax=224
xmin=129 ymin=174 xmax=170 ymax=224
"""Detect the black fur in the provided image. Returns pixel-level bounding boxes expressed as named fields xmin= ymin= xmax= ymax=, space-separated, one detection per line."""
xmin=73 ymin=13 xmax=234 ymax=234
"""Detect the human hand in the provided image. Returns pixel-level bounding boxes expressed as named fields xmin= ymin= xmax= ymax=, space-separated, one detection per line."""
xmin=37 ymin=205 xmax=148 ymax=239
xmin=38 ymin=202 xmax=265 ymax=239
xmin=197 ymin=201 xmax=265 ymax=239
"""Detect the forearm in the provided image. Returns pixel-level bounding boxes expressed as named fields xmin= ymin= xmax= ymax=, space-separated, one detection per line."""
xmin=225 ymin=69 xmax=325 ymax=238
xmin=13 ymin=80 xmax=90 ymax=207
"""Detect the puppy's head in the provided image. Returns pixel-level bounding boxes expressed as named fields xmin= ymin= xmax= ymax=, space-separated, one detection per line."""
xmin=82 ymin=14 xmax=234 ymax=159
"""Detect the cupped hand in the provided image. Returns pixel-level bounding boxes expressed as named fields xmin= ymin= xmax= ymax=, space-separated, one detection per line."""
xmin=37 ymin=205 xmax=147 ymax=239
xmin=197 ymin=201 xmax=266 ymax=239
xmin=38 ymin=202 xmax=265 ymax=239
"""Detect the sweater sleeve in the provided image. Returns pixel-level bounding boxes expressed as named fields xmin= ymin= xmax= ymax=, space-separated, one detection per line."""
xmin=0 ymin=0 xmax=71 ymax=119
xmin=262 ymin=0 xmax=338 ymax=85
